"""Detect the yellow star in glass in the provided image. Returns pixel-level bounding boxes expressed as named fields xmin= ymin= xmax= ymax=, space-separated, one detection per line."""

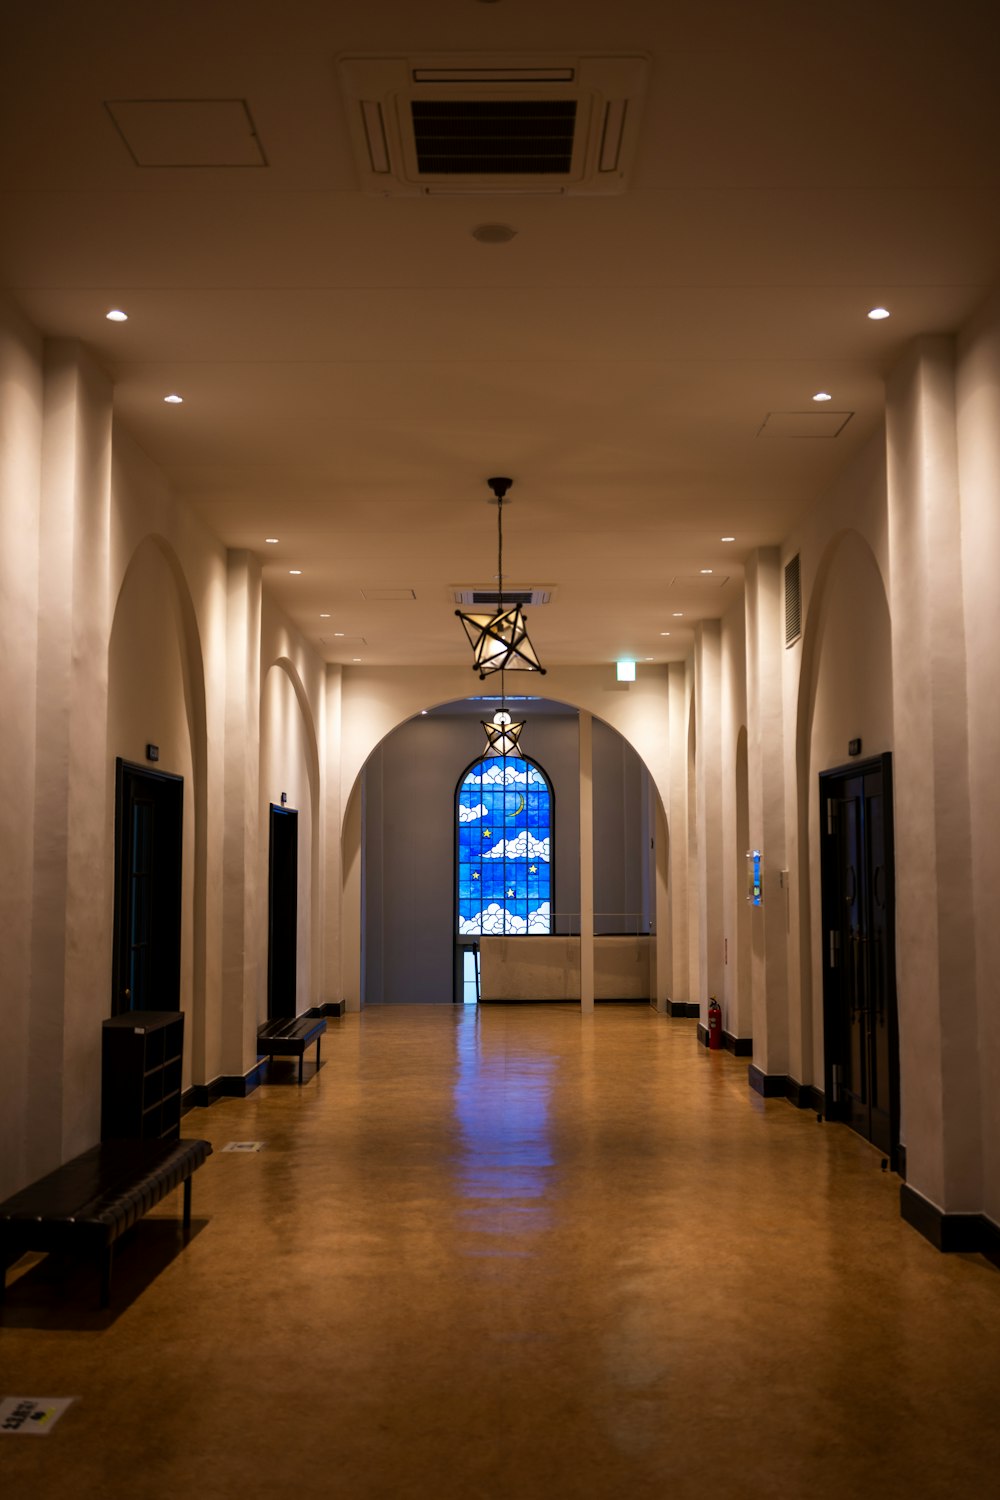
xmin=471 ymin=871 xmax=480 ymax=880
xmin=529 ymin=864 xmax=537 ymax=873
xmin=483 ymin=828 xmax=491 ymax=838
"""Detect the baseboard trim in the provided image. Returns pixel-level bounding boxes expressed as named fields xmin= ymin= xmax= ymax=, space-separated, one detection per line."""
xmin=306 ymin=1002 xmax=344 ymax=1018
xmin=724 ymin=1031 xmax=753 ymax=1057
xmin=182 ymin=1061 xmax=267 ymax=1112
xmin=747 ymin=1065 xmax=825 ymax=1111
xmin=747 ymin=1064 xmax=786 ymax=1097
xmin=665 ymin=999 xmax=700 ymax=1018
xmin=896 ymin=1144 xmax=907 ymax=1181
xmin=785 ymin=1078 xmax=825 ymax=1112
xmin=900 ymin=1186 xmax=1000 ymax=1265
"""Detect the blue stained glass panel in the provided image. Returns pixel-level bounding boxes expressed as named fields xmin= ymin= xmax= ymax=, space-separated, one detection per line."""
xmin=457 ymin=756 xmax=551 ymax=936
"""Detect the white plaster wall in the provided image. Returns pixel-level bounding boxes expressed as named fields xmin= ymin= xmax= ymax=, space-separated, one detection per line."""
xmin=107 ymin=540 xmax=198 ymax=1085
xmin=956 ymin=288 xmax=1000 ymax=1226
xmin=0 ymin=297 xmax=42 ymax=1199
xmin=720 ymin=596 xmax=749 ymax=1038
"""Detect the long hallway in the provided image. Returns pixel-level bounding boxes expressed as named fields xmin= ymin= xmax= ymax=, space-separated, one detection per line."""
xmin=4 ymin=1006 xmax=1000 ymax=1498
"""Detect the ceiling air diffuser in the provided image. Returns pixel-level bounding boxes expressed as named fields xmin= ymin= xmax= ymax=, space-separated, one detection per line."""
xmin=339 ymin=53 xmax=648 ymax=196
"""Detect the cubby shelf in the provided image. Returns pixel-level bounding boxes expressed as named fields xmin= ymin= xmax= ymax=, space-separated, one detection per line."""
xmin=101 ymin=1011 xmax=184 ymax=1142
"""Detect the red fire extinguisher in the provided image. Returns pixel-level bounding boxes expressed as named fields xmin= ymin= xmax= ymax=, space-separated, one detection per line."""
xmin=708 ymin=995 xmax=722 ymax=1050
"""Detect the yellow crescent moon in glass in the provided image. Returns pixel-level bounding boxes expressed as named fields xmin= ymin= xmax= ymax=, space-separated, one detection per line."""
xmin=508 ymin=794 xmax=525 ymax=819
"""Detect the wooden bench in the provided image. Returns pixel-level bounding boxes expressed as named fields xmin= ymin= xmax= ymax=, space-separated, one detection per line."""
xmin=0 ymin=1137 xmax=212 ymax=1310
xmin=257 ymin=1016 xmax=327 ymax=1084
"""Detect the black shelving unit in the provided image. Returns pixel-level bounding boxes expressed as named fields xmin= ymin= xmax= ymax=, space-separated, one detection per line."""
xmin=101 ymin=1011 xmax=184 ymax=1142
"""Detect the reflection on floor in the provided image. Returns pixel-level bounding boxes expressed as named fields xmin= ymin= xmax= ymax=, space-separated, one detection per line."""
xmin=4 ymin=1005 xmax=1000 ymax=1499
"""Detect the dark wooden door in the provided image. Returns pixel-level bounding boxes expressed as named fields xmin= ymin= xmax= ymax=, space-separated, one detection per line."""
xmin=820 ymin=755 xmax=899 ymax=1163
xmin=268 ymin=805 xmax=298 ymax=1019
xmin=113 ymin=760 xmax=183 ymax=1014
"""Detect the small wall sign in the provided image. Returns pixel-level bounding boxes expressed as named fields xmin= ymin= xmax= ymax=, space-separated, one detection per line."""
xmin=0 ymin=1397 xmax=76 ymax=1435
xmin=145 ymin=743 xmax=160 ymax=762
xmin=747 ymin=849 xmax=763 ymax=906
xmin=848 ymin=738 xmax=862 ymax=757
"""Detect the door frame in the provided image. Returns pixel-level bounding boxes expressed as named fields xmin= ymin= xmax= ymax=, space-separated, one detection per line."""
xmin=819 ymin=751 xmax=901 ymax=1170
xmin=112 ymin=758 xmax=184 ymax=1015
xmin=267 ymin=803 xmax=299 ymax=1019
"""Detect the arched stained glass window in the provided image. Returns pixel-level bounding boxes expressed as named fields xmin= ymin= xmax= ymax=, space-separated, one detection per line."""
xmin=457 ymin=756 xmax=552 ymax=935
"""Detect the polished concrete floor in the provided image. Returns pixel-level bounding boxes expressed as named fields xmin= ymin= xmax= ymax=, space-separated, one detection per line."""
xmin=3 ymin=1005 xmax=1000 ymax=1499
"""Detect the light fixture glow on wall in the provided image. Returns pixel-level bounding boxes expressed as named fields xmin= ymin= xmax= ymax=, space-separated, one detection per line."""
xmin=616 ymin=660 xmax=636 ymax=682
xmin=868 ymin=306 xmax=891 ymax=320
xmin=106 ymin=309 xmax=128 ymax=322
xmin=163 ymin=393 xmax=183 ymax=404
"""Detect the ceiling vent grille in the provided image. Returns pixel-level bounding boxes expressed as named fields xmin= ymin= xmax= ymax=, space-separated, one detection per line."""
xmin=339 ymin=54 xmax=647 ymax=196
xmin=785 ymin=555 xmax=802 ymax=646
xmin=452 ymin=585 xmax=553 ymax=607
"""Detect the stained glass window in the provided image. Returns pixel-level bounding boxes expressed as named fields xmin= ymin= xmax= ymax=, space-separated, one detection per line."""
xmin=457 ymin=756 xmax=552 ymax=935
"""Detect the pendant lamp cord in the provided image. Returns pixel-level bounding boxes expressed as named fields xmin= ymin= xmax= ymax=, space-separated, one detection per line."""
xmin=497 ymin=501 xmax=506 ymax=725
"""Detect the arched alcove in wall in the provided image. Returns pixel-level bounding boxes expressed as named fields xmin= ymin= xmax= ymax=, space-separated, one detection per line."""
xmin=686 ymin=689 xmax=700 ymax=1007
xmin=731 ymin=724 xmax=751 ymax=1039
xmin=794 ymin=529 xmax=893 ymax=1084
xmin=107 ymin=533 xmax=208 ymax=1088
xmin=259 ymin=657 xmax=322 ymax=1019
xmin=341 ymin=693 xmax=669 ymax=1009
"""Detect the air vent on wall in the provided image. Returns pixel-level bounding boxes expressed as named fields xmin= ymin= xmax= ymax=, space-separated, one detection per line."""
xmin=339 ymin=54 xmax=647 ymax=196
xmin=785 ymin=554 xmax=801 ymax=646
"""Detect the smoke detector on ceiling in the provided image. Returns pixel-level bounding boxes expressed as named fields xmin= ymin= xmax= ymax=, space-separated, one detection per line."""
xmin=338 ymin=53 xmax=648 ymax=196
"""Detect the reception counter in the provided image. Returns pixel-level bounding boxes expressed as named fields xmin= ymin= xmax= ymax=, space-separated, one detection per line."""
xmin=478 ymin=934 xmax=651 ymax=1002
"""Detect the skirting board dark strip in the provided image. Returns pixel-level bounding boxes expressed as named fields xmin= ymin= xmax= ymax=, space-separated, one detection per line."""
xmin=724 ymin=1031 xmax=753 ymax=1057
xmin=697 ymin=1022 xmax=709 ymax=1047
xmin=748 ymin=1064 xmax=787 ymax=1097
xmin=306 ymin=1002 xmax=344 ymax=1018
xmin=477 ymin=998 xmax=577 ymax=1005
xmin=182 ymin=1060 xmax=267 ymax=1111
xmin=747 ymin=1065 xmax=825 ymax=1112
xmin=665 ymin=1000 xmax=700 ymax=1018
xmin=897 ymin=1144 xmax=907 ymax=1182
xmin=900 ymin=1186 xmax=1000 ymax=1266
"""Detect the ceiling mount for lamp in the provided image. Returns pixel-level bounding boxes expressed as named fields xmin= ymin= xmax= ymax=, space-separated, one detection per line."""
xmin=486 ymin=475 xmax=513 ymax=503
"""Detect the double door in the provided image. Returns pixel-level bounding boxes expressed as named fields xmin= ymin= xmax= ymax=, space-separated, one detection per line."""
xmin=819 ymin=755 xmax=899 ymax=1163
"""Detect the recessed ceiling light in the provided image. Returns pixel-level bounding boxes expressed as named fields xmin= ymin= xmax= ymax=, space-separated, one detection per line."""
xmin=333 ymin=632 xmax=345 ymax=637
xmin=319 ymin=613 xmax=331 ymax=618
xmin=660 ymin=631 xmax=671 ymax=636
xmin=265 ymin=537 xmax=279 ymax=544
xmin=106 ymin=308 xmax=128 ymax=322
xmin=868 ymin=306 xmax=891 ymax=320
xmin=421 ymin=709 xmax=428 ymax=715
xmin=672 ymin=612 xmax=684 ymax=617
xmin=352 ymin=658 xmax=361 ymax=662
xmin=813 ymin=392 xmax=833 ymax=402
xmin=721 ymin=536 xmax=735 ymax=542
xmin=289 ymin=569 xmax=302 ymax=575
xmin=644 ymin=657 xmax=654 ymax=661
xmin=163 ymin=393 xmax=183 ymax=404
xmin=700 ymin=568 xmax=713 ymax=574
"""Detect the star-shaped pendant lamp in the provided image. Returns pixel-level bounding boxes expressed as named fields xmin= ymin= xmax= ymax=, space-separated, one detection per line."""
xmin=482 ymin=708 xmax=525 ymax=758
xmin=455 ymin=476 xmax=546 ymax=680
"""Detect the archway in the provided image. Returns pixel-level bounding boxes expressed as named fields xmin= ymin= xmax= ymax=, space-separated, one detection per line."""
xmin=107 ymin=533 xmax=209 ymax=1089
xmin=344 ymin=692 xmax=669 ymax=1010
xmin=794 ymin=529 xmax=893 ymax=1095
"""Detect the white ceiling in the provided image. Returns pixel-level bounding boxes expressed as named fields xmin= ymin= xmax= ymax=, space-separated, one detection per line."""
xmin=3 ymin=0 xmax=1000 ymax=668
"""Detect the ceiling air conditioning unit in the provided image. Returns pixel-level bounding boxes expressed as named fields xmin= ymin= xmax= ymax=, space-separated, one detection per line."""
xmin=338 ymin=53 xmax=648 ymax=196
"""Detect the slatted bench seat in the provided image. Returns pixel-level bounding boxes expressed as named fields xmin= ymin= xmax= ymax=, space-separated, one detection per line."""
xmin=257 ymin=1016 xmax=326 ymax=1084
xmin=0 ymin=1137 xmax=212 ymax=1310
